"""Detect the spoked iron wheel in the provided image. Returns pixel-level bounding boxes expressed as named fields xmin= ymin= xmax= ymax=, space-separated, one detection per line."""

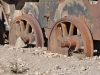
xmin=48 ymin=16 xmax=93 ymax=57
xmin=9 ymin=14 xmax=44 ymax=47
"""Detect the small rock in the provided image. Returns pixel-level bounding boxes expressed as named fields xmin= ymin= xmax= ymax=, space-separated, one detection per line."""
xmin=59 ymin=73 xmax=66 ymax=75
xmin=52 ymin=53 xmax=60 ymax=58
xmin=98 ymin=56 xmax=100 ymax=59
xmin=42 ymin=47 xmax=47 ymax=51
xmin=15 ymin=37 xmax=27 ymax=48
xmin=93 ymin=56 xmax=98 ymax=60
xmin=55 ymin=65 xmax=61 ymax=70
xmin=81 ymin=67 xmax=87 ymax=71
xmin=63 ymin=55 xmax=67 ymax=58
xmin=42 ymin=51 xmax=47 ymax=55
xmin=38 ymin=47 xmax=41 ymax=49
xmin=45 ymin=53 xmax=54 ymax=58
xmin=94 ymin=50 xmax=97 ymax=53
xmin=20 ymin=48 xmax=25 ymax=53
xmin=26 ymin=74 xmax=30 ymax=75
xmin=33 ymin=50 xmax=40 ymax=55
xmin=4 ymin=44 xmax=10 ymax=48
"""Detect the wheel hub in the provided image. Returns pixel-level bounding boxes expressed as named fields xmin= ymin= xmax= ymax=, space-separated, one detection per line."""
xmin=61 ymin=36 xmax=80 ymax=51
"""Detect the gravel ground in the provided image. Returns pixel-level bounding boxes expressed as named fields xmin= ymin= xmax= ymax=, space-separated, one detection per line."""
xmin=0 ymin=44 xmax=100 ymax=75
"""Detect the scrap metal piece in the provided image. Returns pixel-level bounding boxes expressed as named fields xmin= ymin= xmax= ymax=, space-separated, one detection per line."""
xmin=48 ymin=16 xmax=93 ymax=57
xmin=84 ymin=0 xmax=100 ymax=40
xmin=9 ymin=14 xmax=44 ymax=47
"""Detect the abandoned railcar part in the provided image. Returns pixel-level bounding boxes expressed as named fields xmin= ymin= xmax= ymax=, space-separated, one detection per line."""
xmin=1 ymin=0 xmax=100 ymax=57
xmin=84 ymin=0 xmax=100 ymax=40
xmin=48 ymin=16 xmax=93 ymax=57
xmin=9 ymin=14 xmax=44 ymax=47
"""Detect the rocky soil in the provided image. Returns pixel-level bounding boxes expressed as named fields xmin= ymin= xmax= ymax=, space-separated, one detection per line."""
xmin=0 ymin=44 xmax=100 ymax=75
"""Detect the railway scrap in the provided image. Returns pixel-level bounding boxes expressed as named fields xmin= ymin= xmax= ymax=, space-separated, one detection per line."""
xmin=0 ymin=0 xmax=100 ymax=57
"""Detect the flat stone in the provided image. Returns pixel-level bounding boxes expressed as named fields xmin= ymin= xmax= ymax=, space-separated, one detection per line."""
xmin=15 ymin=37 xmax=27 ymax=48
xmin=42 ymin=47 xmax=47 ymax=51
xmin=81 ymin=67 xmax=87 ymax=71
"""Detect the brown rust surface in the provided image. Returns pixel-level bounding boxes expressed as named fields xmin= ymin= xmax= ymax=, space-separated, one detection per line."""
xmin=78 ymin=15 xmax=90 ymax=29
xmin=84 ymin=0 xmax=100 ymax=40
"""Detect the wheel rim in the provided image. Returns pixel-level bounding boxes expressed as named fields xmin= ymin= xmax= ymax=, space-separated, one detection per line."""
xmin=48 ymin=16 xmax=93 ymax=57
xmin=9 ymin=14 xmax=44 ymax=47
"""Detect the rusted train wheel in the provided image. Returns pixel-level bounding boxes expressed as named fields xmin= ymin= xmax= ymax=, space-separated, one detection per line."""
xmin=9 ymin=14 xmax=44 ymax=47
xmin=48 ymin=16 xmax=93 ymax=57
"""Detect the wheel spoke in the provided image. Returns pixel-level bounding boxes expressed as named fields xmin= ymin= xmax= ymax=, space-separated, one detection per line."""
xmin=69 ymin=24 xmax=74 ymax=36
xmin=77 ymin=29 xmax=81 ymax=35
xmin=15 ymin=21 xmax=21 ymax=36
xmin=25 ymin=22 xmax=30 ymax=34
xmin=28 ymin=33 xmax=35 ymax=44
xmin=20 ymin=20 xmax=25 ymax=33
xmin=60 ymin=23 xmax=68 ymax=37
xmin=57 ymin=25 xmax=62 ymax=39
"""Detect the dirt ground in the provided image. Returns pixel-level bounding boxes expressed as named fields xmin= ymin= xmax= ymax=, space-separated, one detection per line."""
xmin=0 ymin=44 xmax=100 ymax=75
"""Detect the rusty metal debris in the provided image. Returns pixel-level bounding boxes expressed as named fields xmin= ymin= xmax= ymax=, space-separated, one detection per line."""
xmin=84 ymin=0 xmax=100 ymax=40
xmin=48 ymin=16 xmax=93 ymax=57
xmin=9 ymin=14 xmax=44 ymax=47
xmin=1 ymin=0 xmax=100 ymax=57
